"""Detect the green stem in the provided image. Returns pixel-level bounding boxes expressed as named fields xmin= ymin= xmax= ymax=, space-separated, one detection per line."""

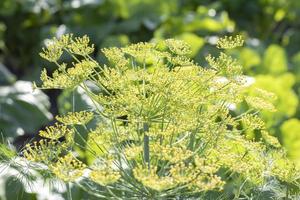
xmin=143 ymin=123 xmax=150 ymax=170
xmin=67 ymin=182 xmax=72 ymax=200
xmin=188 ymin=132 xmax=196 ymax=151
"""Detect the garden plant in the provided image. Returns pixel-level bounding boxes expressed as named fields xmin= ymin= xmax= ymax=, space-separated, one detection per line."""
xmin=1 ymin=34 xmax=300 ymax=199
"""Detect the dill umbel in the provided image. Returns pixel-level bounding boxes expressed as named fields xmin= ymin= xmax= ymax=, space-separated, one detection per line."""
xmin=8 ymin=34 xmax=299 ymax=199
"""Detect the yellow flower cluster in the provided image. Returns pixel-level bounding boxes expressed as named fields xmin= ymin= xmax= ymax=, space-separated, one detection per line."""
xmin=245 ymin=96 xmax=276 ymax=112
xmin=40 ymin=60 xmax=96 ymax=89
xmin=102 ymin=47 xmax=129 ymax=68
xmin=37 ymin=34 xmax=97 ymax=89
xmin=87 ymin=123 xmax=116 ymax=147
xmin=124 ymin=145 xmax=143 ymax=160
xmin=254 ymin=88 xmax=277 ymax=100
xmin=269 ymin=151 xmax=299 ymax=183
xmin=216 ymin=35 xmax=244 ymax=49
xmin=170 ymin=161 xmax=224 ymax=192
xmin=133 ymin=160 xmax=224 ymax=193
xmin=89 ymin=168 xmax=120 ymax=186
xmin=206 ymin=137 xmax=266 ymax=184
xmin=68 ymin=35 xmax=95 ymax=56
xmin=85 ymin=123 xmax=137 ymax=161
xmin=261 ymin=130 xmax=281 ymax=148
xmin=150 ymin=143 xmax=193 ymax=163
xmin=165 ymin=39 xmax=191 ymax=55
xmin=23 ymin=139 xmax=63 ymax=163
xmin=241 ymin=114 xmax=265 ymax=130
xmin=50 ymin=153 xmax=86 ymax=182
xmin=133 ymin=165 xmax=176 ymax=191
xmin=39 ymin=123 xmax=74 ymax=140
xmin=206 ymin=52 xmax=242 ymax=77
xmin=39 ymin=34 xmax=94 ymax=63
xmin=40 ymin=43 xmax=63 ymax=62
xmin=56 ymin=111 xmax=94 ymax=125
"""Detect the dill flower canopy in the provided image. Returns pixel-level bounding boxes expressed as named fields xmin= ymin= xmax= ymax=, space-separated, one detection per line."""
xmin=20 ymin=34 xmax=300 ymax=199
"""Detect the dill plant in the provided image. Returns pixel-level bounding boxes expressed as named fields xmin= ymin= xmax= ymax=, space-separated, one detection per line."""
xmin=4 ymin=34 xmax=300 ymax=199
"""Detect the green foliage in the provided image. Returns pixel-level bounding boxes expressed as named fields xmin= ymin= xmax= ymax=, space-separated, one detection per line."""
xmin=238 ymin=47 xmax=261 ymax=71
xmin=0 ymin=81 xmax=52 ymax=138
xmin=250 ymin=74 xmax=298 ymax=127
xmin=262 ymin=44 xmax=288 ymax=75
xmin=281 ymin=119 xmax=300 ymax=166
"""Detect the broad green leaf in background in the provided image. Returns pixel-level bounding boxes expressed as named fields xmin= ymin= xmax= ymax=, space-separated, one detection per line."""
xmin=5 ymin=177 xmax=36 ymax=200
xmin=0 ymin=0 xmax=17 ymax=16
xmin=281 ymin=118 xmax=300 ymax=166
xmin=100 ymin=34 xmax=129 ymax=48
xmin=250 ymin=73 xmax=298 ymax=128
xmin=238 ymin=47 xmax=261 ymax=71
xmin=262 ymin=44 xmax=288 ymax=75
xmin=0 ymin=81 xmax=52 ymax=138
xmin=0 ymin=63 xmax=16 ymax=85
xmin=292 ymin=51 xmax=300 ymax=82
xmin=0 ymin=158 xmax=68 ymax=200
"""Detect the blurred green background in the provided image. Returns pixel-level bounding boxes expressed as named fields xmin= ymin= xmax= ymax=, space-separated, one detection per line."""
xmin=0 ymin=0 xmax=300 ymax=199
